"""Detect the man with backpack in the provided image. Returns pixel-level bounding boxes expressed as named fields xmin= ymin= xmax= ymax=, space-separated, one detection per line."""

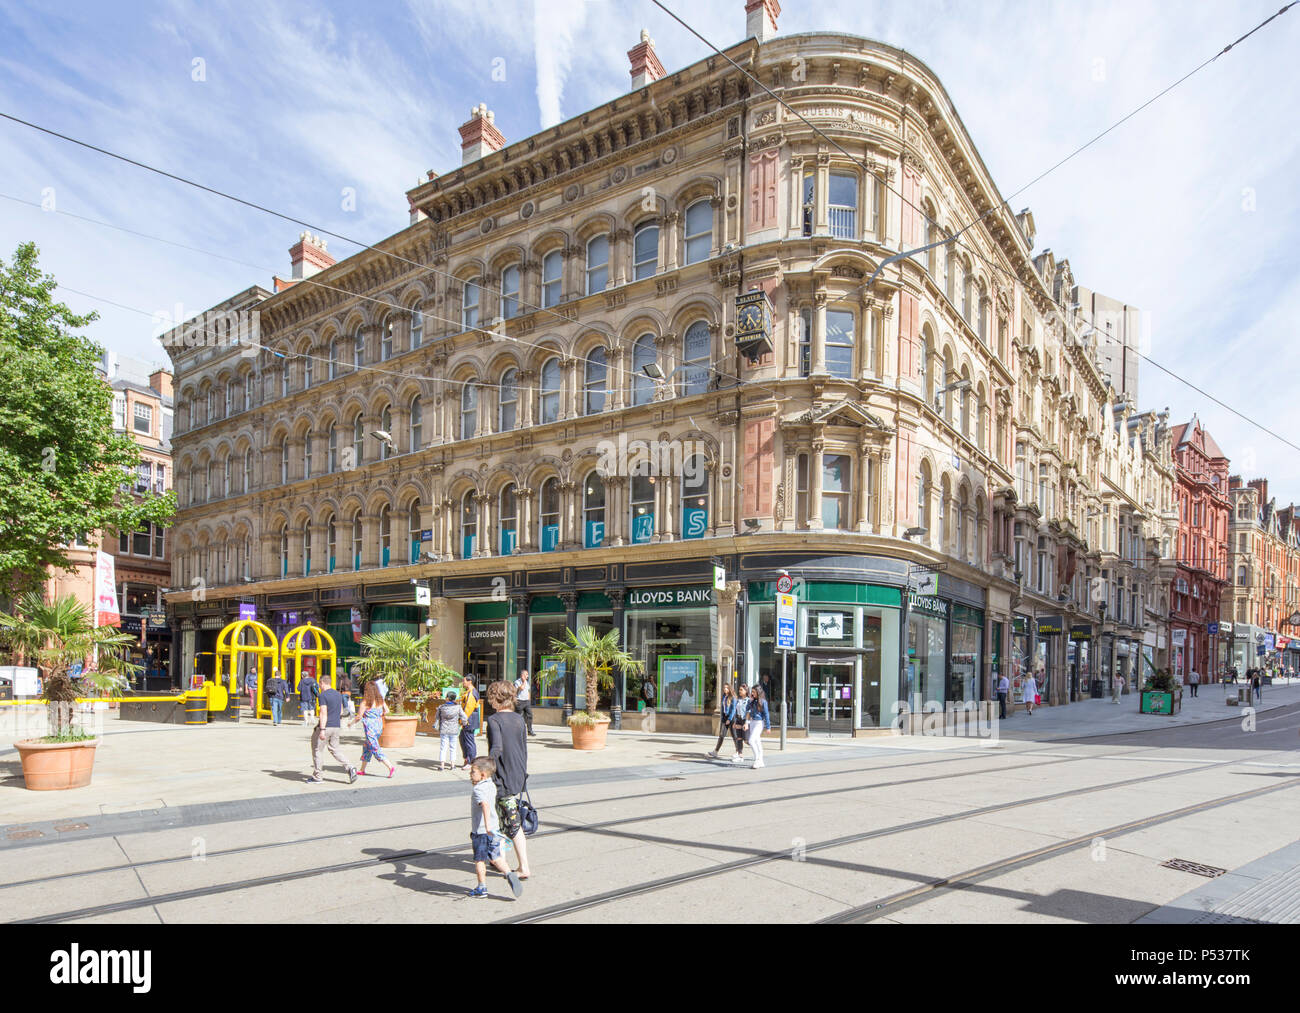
xmin=266 ymin=671 xmax=290 ymax=726
xmin=299 ymin=671 xmax=319 ymax=727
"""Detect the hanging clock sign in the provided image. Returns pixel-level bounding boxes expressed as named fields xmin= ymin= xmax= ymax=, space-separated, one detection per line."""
xmin=734 ymin=290 xmax=773 ymax=360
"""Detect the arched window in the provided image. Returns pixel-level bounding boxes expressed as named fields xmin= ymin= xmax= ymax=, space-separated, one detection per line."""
xmin=499 ymin=485 xmax=517 ymax=556
xmin=225 ymin=379 xmax=237 ymax=415
xmin=352 ymin=412 xmax=364 ymax=469
xmin=630 ymin=471 xmax=655 ymax=544
xmin=409 ymin=396 xmax=423 ymax=452
xmin=682 ymin=457 xmax=709 ymax=539
xmin=976 ymin=384 xmax=987 ymax=451
xmin=826 ymin=309 xmax=855 ymax=379
xmin=977 ymin=281 xmax=989 ymax=344
xmin=303 ymin=431 xmax=312 ymax=479
xmin=584 ymin=474 xmax=606 ymax=548
xmin=924 ymin=205 xmax=938 ymax=276
xmin=303 ymin=349 xmax=313 ymax=390
xmin=223 ymin=456 xmax=232 ymax=496
xmin=539 ymin=478 xmax=560 ymax=552
xmin=243 ymin=448 xmax=253 ymax=492
xmin=942 ymin=348 xmax=955 ymax=422
xmin=501 ymin=265 xmax=521 ymax=319
xmin=301 ymin=519 xmax=311 ymax=577
xmin=329 ymin=339 xmax=339 ymax=379
xmin=379 ymin=505 xmax=392 ymax=567
xmin=243 ymin=536 xmax=252 ymax=580
xmin=461 ymin=491 xmax=477 ymax=559
xmin=633 ymin=221 xmax=658 ymax=280
xmin=943 ymin=240 xmax=954 ymax=303
xmin=798 ymin=308 xmax=812 ymax=377
xmin=279 ymin=362 xmax=289 ymax=398
xmin=279 ymin=525 xmax=289 ymax=577
xmin=243 ymin=375 xmax=253 ymax=412
xmin=684 ymin=199 xmax=712 ymax=264
xmin=381 ymin=316 xmax=394 ymax=360
xmin=351 ymin=511 xmax=362 ymax=570
xmin=822 ymin=455 xmax=851 ymax=529
xmin=408 ymin=500 xmax=422 ymax=564
xmin=585 ymin=347 xmax=608 ymax=415
xmin=326 ymin=514 xmax=337 ymax=573
xmin=353 ymin=330 xmax=365 ymax=369
xmin=410 ymin=304 xmax=423 ymax=348
xmin=499 ymin=368 xmax=518 ymax=432
xmin=379 ymin=405 xmax=393 ymax=460
xmin=919 ymin=331 xmax=932 ymax=402
xmin=328 ymin=424 xmax=338 ymax=473
xmin=631 ymin=334 xmax=657 ymax=406
xmin=961 ymin=259 xmax=972 ymax=322
xmin=586 ymin=235 xmax=609 ymax=294
xmin=460 ymin=383 xmax=478 ymax=440
xmin=462 ymin=279 xmax=480 ymax=330
xmin=279 ymin=438 xmax=289 ymax=485
xmin=539 ymin=357 xmax=561 ymax=424
xmin=541 ymin=250 xmax=563 ymax=308
xmin=682 ymin=322 xmax=711 ymax=396
xmin=960 ymin=368 xmax=972 ymax=438
xmin=957 ymin=488 xmax=969 ymax=560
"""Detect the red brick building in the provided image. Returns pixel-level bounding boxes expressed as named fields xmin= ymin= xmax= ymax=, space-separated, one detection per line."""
xmin=1169 ymin=417 xmax=1229 ymax=682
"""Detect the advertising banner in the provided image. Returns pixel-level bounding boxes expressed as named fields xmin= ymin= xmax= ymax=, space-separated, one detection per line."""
xmin=659 ymin=656 xmax=703 ymax=712
xmin=95 ymin=550 xmax=120 ymax=627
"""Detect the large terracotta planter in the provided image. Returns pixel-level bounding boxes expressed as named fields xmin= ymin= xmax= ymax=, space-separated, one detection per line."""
xmin=15 ymin=739 xmax=100 ymax=791
xmin=379 ymin=714 xmax=419 ymax=748
xmin=569 ymin=719 xmax=610 ymax=751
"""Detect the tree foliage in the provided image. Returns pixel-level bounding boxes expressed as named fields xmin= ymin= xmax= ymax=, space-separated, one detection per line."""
xmin=0 ymin=242 xmax=174 ymax=595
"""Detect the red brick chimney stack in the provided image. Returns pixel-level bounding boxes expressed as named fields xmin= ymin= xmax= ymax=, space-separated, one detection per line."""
xmin=745 ymin=0 xmax=781 ymax=43
xmin=289 ymin=232 xmax=335 ymax=280
xmin=459 ymin=104 xmax=506 ymax=165
xmin=628 ymin=30 xmax=665 ymax=90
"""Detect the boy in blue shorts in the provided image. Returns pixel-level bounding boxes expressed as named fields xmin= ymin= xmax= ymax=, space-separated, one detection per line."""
xmin=469 ymin=756 xmax=523 ymax=899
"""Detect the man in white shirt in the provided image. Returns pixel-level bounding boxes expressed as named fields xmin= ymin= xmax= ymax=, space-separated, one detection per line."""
xmin=513 ymin=669 xmax=534 ymax=735
xmin=996 ymin=672 xmax=1010 ymax=720
xmin=1187 ymin=669 xmax=1200 ymax=698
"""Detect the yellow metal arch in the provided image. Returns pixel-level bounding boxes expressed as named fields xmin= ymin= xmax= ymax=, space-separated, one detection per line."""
xmin=281 ymin=624 xmax=338 ymax=709
xmin=214 ymin=619 xmax=279 ymax=717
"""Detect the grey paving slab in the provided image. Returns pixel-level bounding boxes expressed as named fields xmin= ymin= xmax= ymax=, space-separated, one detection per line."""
xmin=1135 ymin=838 xmax=1300 ymax=925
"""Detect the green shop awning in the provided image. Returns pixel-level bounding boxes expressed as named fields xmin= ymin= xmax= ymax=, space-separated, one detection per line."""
xmin=465 ymin=602 xmax=510 ymax=621
xmin=748 ymin=581 xmax=901 ymax=609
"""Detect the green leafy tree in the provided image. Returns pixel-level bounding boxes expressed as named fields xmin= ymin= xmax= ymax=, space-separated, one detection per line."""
xmin=546 ymin=626 xmax=644 ymax=726
xmin=0 ymin=591 xmax=139 ymax=739
xmin=0 ymin=242 xmax=174 ymax=596
xmin=351 ymin=630 xmax=460 ymax=713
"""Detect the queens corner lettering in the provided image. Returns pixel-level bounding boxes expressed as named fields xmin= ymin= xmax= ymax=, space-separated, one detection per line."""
xmin=50 ymin=945 xmax=152 ymax=993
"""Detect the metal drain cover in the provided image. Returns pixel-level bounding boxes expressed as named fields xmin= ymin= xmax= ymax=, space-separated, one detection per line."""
xmin=1161 ymin=859 xmax=1228 ymax=878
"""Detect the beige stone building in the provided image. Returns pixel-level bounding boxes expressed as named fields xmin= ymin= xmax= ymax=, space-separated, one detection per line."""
xmin=163 ymin=4 xmax=1174 ymax=732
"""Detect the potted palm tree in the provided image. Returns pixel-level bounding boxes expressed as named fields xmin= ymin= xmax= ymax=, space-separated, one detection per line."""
xmin=351 ymin=631 xmax=459 ymax=747
xmin=546 ymin=627 xmax=644 ymax=750
xmin=0 ymin=592 xmax=138 ymax=790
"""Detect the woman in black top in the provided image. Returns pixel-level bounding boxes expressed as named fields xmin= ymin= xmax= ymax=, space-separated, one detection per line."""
xmin=486 ymin=680 xmax=532 ymax=880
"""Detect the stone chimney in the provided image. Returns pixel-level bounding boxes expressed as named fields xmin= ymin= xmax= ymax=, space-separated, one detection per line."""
xmin=745 ymin=0 xmax=781 ymax=44
xmin=459 ymin=104 xmax=505 ymax=164
xmin=628 ymin=30 xmax=665 ymax=90
xmin=289 ymin=232 xmax=335 ymax=280
xmin=149 ymin=368 xmax=173 ymax=400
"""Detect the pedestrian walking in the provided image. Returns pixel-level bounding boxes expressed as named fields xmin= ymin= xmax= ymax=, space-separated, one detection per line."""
xmin=514 ymin=669 xmax=535 ymax=735
xmin=729 ymin=683 xmax=750 ymax=763
xmin=338 ymin=670 xmax=354 ymax=717
xmin=1023 ymin=672 xmax=1039 ymax=716
xmin=299 ymin=670 xmax=319 ymax=727
xmin=1112 ymin=671 xmax=1126 ymax=704
xmin=1188 ymin=669 xmax=1200 ymax=698
xmin=458 ymin=674 xmax=480 ymax=769
xmin=640 ymin=674 xmax=657 ymax=715
xmin=307 ymin=677 xmax=357 ymax=784
xmin=244 ymin=668 xmax=258 ymax=714
xmin=436 ymin=690 xmax=468 ymax=770
xmin=267 ymin=671 xmax=289 ymax=726
xmin=349 ymin=681 xmax=395 ymax=778
xmin=996 ymin=671 xmax=1009 ymax=720
xmin=706 ymin=682 xmax=735 ymax=758
xmin=1252 ymin=669 xmax=1261 ymax=703
xmin=486 ymin=680 xmax=532 ymax=881
xmin=466 ymin=756 xmax=523 ymax=899
xmin=744 ymin=685 xmax=770 ymax=769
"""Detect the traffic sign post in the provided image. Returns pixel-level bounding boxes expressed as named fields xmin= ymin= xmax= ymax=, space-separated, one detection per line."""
xmin=776 ymin=590 xmax=797 ymax=750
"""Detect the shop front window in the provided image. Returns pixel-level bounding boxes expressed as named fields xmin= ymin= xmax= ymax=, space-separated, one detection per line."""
xmin=539 ymin=478 xmax=560 ymax=552
xmin=574 ymin=612 xmax=614 ymax=711
xmin=907 ymin=606 xmax=947 ymax=707
xmin=682 ymin=459 xmax=708 ymax=539
xmin=584 ymin=475 xmax=605 ymax=548
xmin=630 ymin=473 xmax=655 ymax=544
xmin=532 ymin=614 xmax=569 ymax=709
xmin=626 ymin=605 xmax=717 ymax=716
xmin=950 ymin=616 xmax=982 ymax=704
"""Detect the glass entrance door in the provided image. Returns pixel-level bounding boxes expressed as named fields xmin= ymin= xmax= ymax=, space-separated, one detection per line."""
xmin=808 ymin=662 xmax=854 ymax=733
xmin=469 ymin=651 xmax=500 ymax=718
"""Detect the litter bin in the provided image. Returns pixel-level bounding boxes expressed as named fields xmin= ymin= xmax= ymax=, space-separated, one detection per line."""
xmin=1238 ymin=686 xmax=1249 ymax=705
xmin=1089 ymin=680 xmax=1103 ymax=699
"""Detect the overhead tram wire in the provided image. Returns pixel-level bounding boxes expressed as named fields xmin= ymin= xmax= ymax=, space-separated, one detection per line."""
xmin=650 ymin=0 xmax=1300 ymax=450
xmin=6 ymin=4 xmax=1296 ymax=442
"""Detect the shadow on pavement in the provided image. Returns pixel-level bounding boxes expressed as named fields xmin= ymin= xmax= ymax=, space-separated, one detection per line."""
xmin=365 ymin=846 xmax=488 ymax=901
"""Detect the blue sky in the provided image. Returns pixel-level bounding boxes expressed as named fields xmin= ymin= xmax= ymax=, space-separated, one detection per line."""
xmin=1 ymin=0 xmax=1297 ymax=502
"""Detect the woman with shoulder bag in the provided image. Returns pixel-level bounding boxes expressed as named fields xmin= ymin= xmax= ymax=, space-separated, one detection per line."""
xmin=744 ymin=685 xmax=770 ymax=770
xmin=486 ymin=681 xmax=532 ymax=880
xmin=458 ymin=674 xmax=480 ymax=769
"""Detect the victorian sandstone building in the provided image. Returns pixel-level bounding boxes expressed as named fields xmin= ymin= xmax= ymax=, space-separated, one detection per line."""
xmin=163 ymin=3 xmax=1176 ymax=734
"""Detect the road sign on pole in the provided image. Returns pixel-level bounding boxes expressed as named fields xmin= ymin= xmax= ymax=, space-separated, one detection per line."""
xmin=776 ymin=573 xmax=793 ymax=595
xmin=776 ymin=593 xmax=796 ymax=650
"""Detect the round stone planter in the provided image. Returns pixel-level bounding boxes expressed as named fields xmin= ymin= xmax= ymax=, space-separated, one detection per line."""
xmin=569 ymin=719 xmax=610 ymax=751
xmin=378 ymin=714 xmax=419 ymax=748
xmin=15 ymin=739 xmax=100 ymax=791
